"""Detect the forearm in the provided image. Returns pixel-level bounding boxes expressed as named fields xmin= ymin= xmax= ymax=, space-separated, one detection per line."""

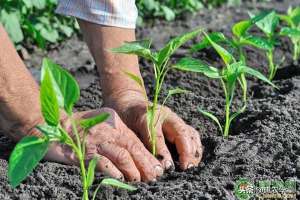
xmin=0 ymin=24 xmax=42 ymax=140
xmin=78 ymin=20 xmax=147 ymax=117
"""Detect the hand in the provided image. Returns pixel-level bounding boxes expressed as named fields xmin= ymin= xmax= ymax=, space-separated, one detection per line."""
xmin=44 ymin=108 xmax=164 ymax=182
xmin=106 ymin=91 xmax=203 ymax=170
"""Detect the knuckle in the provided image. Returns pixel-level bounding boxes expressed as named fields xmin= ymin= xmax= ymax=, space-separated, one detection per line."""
xmin=116 ymin=149 xmax=131 ymax=165
xmin=128 ymin=142 xmax=143 ymax=153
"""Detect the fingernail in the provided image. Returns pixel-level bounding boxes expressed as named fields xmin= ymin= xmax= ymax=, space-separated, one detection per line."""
xmin=187 ymin=163 xmax=194 ymax=169
xmin=154 ymin=165 xmax=164 ymax=177
xmin=165 ymin=161 xmax=173 ymax=170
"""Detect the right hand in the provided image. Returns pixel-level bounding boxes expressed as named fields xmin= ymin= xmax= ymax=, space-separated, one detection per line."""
xmin=44 ymin=108 xmax=164 ymax=182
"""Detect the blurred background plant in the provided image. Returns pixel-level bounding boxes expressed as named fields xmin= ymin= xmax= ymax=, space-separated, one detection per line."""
xmin=0 ymin=0 xmax=78 ymax=49
xmin=1 ymin=0 xmax=265 ymax=49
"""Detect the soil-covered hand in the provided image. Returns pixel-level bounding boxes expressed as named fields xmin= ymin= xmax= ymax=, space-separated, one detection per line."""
xmin=106 ymin=91 xmax=203 ymax=170
xmin=45 ymin=108 xmax=164 ymax=182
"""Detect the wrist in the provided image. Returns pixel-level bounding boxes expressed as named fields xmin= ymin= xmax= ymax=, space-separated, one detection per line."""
xmin=103 ymin=89 xmax=148 ymax=131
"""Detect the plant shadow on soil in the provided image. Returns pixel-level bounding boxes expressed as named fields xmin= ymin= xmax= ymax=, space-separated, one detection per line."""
xmin=1 ymin=0 xmax=300 ymax=199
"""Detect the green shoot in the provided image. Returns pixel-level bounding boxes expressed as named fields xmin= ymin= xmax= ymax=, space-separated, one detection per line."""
xmin=192 ymin=11 xmax=280 ymax=81
xmin=279 ymin=7 xmax=300 ymax=61
xmin=190 ymin=12 xmax=275 ymax=113
xmin=111 ymin=29 xmax=201 ymax=155
xmin=249 ymin=11 xmax=280 ymax=80
xmin=175 ymin=32 xmax=275 ymax=137
xmin=8 ymin=58 xmax=136 ymax=200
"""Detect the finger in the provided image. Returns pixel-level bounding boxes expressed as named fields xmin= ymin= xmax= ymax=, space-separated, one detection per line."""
xmin=137 ymin=115 xmax=174 ymax=170
xmin=85 ymin=144 xmax=124 ymax=180
xmin=97 ymin=141 xmax=141 ymax=182
xmin=162 ymin=112 xmax=203 ymax=170
xmin=117 ymin=128 xmax=164 ymax=182
xmin=95 ymin=155 xmax=124 ymax=180
xmin=189 ymin=126 xmax=203 ymax=163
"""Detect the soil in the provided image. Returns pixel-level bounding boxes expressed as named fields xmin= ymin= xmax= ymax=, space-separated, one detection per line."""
xmin=1 ymin=0 xmax=300 ymax=199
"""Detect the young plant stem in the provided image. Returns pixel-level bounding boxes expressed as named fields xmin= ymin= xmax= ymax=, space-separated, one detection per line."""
xmin=224 ymin=98 xmax=231 ymax=138
xmin=150 ymin=90 xmax=159 ymax=156
xmin=149 ymin=61 xmax=170 ymax=155
xmin=70 ymin=117 xmax=89 ymax=200
xmin=238 ymin=47 xmax=248 ymax=105
xmin=267 ymin=50 xmax=276 ymax=80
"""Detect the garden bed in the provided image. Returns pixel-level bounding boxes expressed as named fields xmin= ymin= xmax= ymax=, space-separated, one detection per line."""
xmin=0 ymin=0 xmax=299 ymax=199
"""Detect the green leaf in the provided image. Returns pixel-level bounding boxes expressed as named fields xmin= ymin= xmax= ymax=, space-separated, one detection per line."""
xmin=279 ymin=14 xmax=293 ymax=26
xmin=101 ymin=178 xmax=137 ymax=191
xmin=40 ymin=68 xmax=60 ymax=126
xmin=168 ymin=88 xmax=189 ymax=96
xmin=80 ymin=113 xmax=110 ymax=130
xmin=23 ymin=19 xmax=46 ymax=49
xmin=87 ymin=156 xmax=99 ymax=187
xmin=9 ymin=136 xmax=49 ymax=188
xmin=32 ymin=0 xmax=46 ymax=9
xmin=203 ymin=32 xmax=234 ymax=66
xmin=162 ymin=87 xmax=189 ymax=107
xmin=232 ymin=20 xmax=252 ymax=38
xmin=251 ymin=11 xmax=279 ymax=36
xmin=161 ymin=6 xmax=176 ymax=21
xmin=123 ymin=71 xmax=144 ymax=89
xmin=157 ymin=28 xmax=202 ymax=66
xmin=23 ymin=0 xmax=33 ymax=8
xmin=229 ymin=104 xmax=246 ymax=124
xmin=40 ymin=27 xmax=59 ymax=43
xmin=191 ymin=32 xmax=227 ymax=52
xmin=59 ymin=24 xmax=73 ymax=37
xmin=289 ymin=7 xmax=300 ymax=26
xmin=240 ymin=35 xmax=273 ymax=50
xmin=41 ymin=58 xmax=80 ymax=115
xmin=280 ymin=27 xmax=300 ymax=37
xmin=173 ymin=57 xmax=221 ymax=78
xmin=111 ymin=40 xmax=153 ymax=60
xmin=241 ymin=66 xmax=276 ymax=87
xmin=36 ymin=124 xmax=61 ymax=139
xmin=233 ymin=11 xmax=274 ymax=38
xmin=0 ymin=10 xmax=23 ymax=43
xmin=198 ymin=108 xmax=223 ymax=134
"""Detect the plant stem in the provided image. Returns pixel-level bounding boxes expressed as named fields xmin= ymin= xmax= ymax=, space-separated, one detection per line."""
xmin=150 ymin=82 xmax=159 ymax=156
xmin=223 ymin=98 xmax=231 ymax=138
xmin=71 ymin=118 xmax=89 ymax=200
xmin=267 ymin=50 xmax=276 ymax=80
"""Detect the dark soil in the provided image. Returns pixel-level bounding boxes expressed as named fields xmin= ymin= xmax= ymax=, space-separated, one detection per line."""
xmin=1 ymin=0 xmax=300 ymax=199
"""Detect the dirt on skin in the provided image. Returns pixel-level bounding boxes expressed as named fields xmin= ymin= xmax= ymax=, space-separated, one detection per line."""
xmin=1 ymin=0 xmax=300 ymax=199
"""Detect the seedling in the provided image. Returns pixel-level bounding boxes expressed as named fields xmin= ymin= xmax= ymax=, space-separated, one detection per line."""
xmin=249 ymin=11 xmax=281 ymax=80
xmin=8 ymin=58 xmax=136 ymax=200
xmin=192 ymin=11 xmax=280 ymax=84
xmin=111 ymin=29 xmax=201 ymax=155
xmin=279 ymin=7 xmax=300 ymax=61
xmin=175 ymin=32 xmax=275 ymax=137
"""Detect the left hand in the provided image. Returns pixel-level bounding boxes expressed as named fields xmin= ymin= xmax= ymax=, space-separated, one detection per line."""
xmin=105 ymin=91 xmax=203 ymax=170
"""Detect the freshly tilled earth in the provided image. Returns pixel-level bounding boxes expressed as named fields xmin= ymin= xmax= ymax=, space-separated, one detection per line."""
xmin=0 ymin=0 xmax=299 ymax=199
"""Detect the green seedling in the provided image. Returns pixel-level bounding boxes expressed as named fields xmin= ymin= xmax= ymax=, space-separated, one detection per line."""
xmin=175 ymin=32 xmax=275 ymax=137
xmin=192 ymin=12 xmax=272 ymax=112
xmin=279 ymin=7 xmax=300 ymax=61
xmin=192 ymin=11 xmax=280 ymax=82
xmin=249 ymin=11 xmax=281 ymax=80
xmin=8 ymin=58 xmax=136 ymax=200
xmin=111 ymin=29 xmax=201 ymax=155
